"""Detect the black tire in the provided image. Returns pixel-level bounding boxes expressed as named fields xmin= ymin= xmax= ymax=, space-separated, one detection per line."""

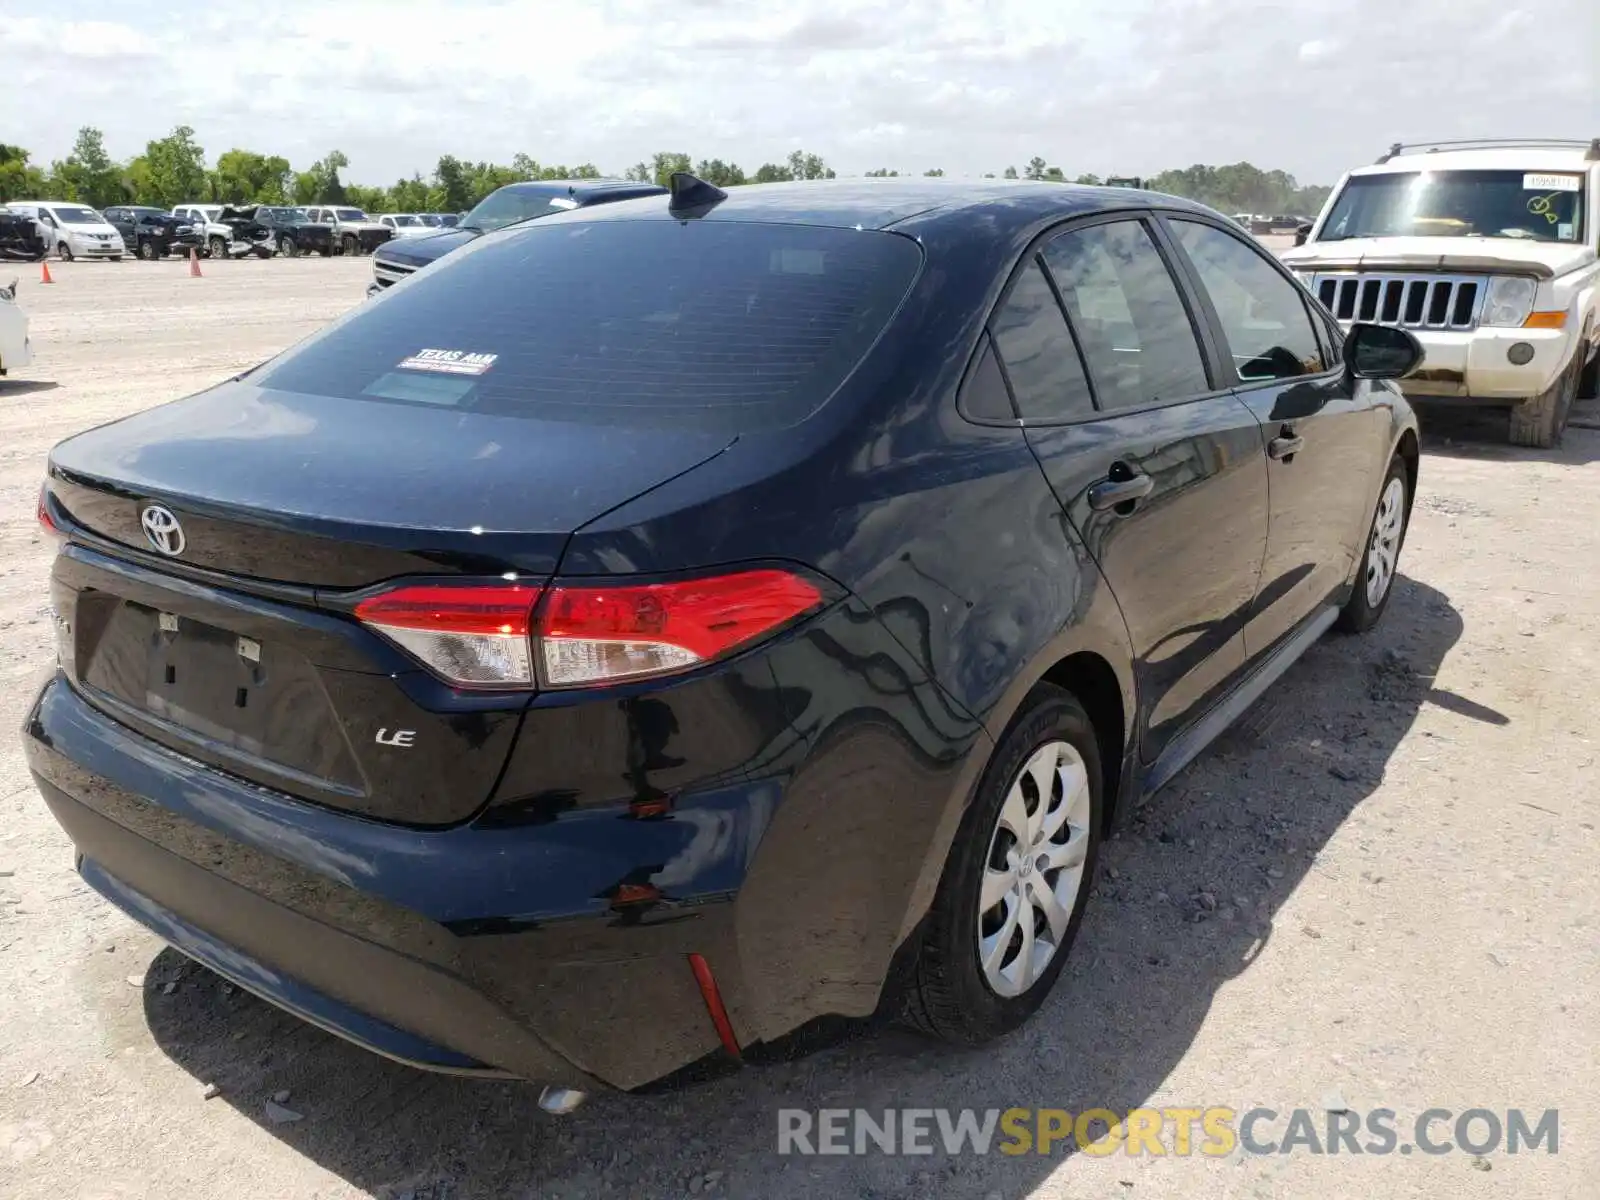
xmin=208 ymin=236 xmax=229 ymax=261
xmin=110 ymin=255 xmax=122 ymax=262
xmin=254 ymin=246 xmax=272 ymax=259
xmin=318 ymin=245 xmax=333 ymax=257
xmin=341 ymin=233 xmax=359 ymax=256
xmin=136 ymin=239 xmax=159 ymax=262
xmin=278 ymin=236 xmax=298 ymax=258
xmin=56 ymin=242 xmax=73 ymax=262
xmin=900 ymin=684 xmax=1102 ymax=1045
xmin=1335 ymin=454 xmax=1410 ymax=634
xmin=1508 ymin=351 xmax=1580 ymax=449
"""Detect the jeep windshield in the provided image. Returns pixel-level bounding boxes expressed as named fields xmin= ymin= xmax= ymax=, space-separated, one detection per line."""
xmin=1319 ymin=170 xmax=1587 ymax=244
xmin=335 ymin=209 xmax=368 ymax=221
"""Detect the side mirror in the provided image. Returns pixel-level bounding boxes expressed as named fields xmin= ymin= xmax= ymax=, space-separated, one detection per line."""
xmin=1293 ymin=222 xmax=1312 ymax=247
xmin=1346 ymin=323 xmax=1423 ymax=380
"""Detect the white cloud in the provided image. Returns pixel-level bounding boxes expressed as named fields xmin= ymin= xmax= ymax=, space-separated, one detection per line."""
xmin=4 ymin=0 xmax=1597 ymax=185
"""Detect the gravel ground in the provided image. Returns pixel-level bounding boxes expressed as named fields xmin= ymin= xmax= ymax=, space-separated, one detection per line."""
xmin=0 ymin=256 xmax=1597 ymax=1199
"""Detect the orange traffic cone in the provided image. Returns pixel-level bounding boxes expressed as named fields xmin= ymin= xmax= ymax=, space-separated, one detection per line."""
xmin=39 ymin=258 xmax=52 ymax=284
xmin=188 ymin=248 xmax=202 ymax=278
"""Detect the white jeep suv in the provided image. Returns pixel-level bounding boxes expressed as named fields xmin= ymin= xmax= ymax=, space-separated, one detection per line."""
xmin=1283 ymin=139 xmax=1600 ymax=447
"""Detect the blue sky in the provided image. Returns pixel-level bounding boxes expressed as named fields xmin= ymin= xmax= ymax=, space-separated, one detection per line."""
xmin=4 ymin=0 xmax=1597 ymax=186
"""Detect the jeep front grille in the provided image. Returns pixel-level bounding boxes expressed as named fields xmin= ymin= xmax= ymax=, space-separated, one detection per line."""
xmin=1308 ymin=272 xmax=1487 ymax=331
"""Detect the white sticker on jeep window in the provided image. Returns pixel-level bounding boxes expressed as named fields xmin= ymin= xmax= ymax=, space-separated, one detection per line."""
xmin=396 ymin=348 xmax=498 ymax=376
xmin=1523 ymin=174 xmax=1582 ymax=192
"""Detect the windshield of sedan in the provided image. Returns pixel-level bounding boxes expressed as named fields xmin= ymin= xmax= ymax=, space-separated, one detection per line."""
xmin=335 ymin=208 xmax=368 ymax=221
xmin=460 ymin=188 xmax=571 ymax=232
xmin=254 ymin=221 xmax=924 ymax=433
xmin=1318 ymin=170 xmax=1587 ymax=243
xmin=418 ymin=214 xmax=442 ymax=226
xmin=389 ymin=214 xmax=420 ymax=226
xmin=54 ymin=206 xmax=104 ymax=225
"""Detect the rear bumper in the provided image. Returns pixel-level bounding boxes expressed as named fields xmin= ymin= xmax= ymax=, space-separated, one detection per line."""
xmin=23 ymin=675 xmax=722 ymax=1090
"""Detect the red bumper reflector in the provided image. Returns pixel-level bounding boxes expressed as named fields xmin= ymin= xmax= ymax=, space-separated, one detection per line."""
xmin=687 ymin=952 xmax=742 ymax=1061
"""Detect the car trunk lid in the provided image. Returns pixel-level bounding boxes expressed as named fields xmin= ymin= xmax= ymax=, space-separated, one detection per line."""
xmin=44 ymin=380 xmax=734 ymax=825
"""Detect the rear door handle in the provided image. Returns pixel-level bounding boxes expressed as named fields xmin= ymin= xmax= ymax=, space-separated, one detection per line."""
xmin=1268 ymin=430 xmax=1305 ymax=461
xmin=1088 ymin=471 xmax=1155 ymax=511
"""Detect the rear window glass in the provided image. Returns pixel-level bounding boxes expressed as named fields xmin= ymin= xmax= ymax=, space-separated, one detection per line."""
xmin=253 ymin=220 xmax=923 ymax=432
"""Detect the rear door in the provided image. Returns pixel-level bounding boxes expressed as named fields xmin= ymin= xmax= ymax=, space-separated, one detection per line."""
xmin=1000 ymin=214 xmax=1270 ymax=762
xmin=1160 ymin=215 xmax=1386 ymax=662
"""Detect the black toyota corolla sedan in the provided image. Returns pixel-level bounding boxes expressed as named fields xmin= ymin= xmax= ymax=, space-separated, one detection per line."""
xmin=25 ymin=177 xmax=1422 ymax=1107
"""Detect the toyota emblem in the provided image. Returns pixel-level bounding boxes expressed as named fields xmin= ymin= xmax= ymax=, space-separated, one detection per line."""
xmin=139 ymin=504 xmax=185 ymax=556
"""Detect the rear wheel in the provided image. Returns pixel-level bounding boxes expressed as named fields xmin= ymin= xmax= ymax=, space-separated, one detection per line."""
xmin=341 ymin=233 xmax=358 ymax=256
xmin=208 ymin=235 xmax=229 ymax=261
xmin=1508 ymin=352 xmax=1580 ymax=449
xmin=1336 ymin=455 xmax=1409 ymax=634
xmin=900 ymin=684 xmax=1101 ymax=1044
xmin=57 ymin=242 xmax=73 ymax=262
xmin=137 ymin=238 xmax=159 ymax=261
xmin=278 ymin=236 xmax=298 ymax=258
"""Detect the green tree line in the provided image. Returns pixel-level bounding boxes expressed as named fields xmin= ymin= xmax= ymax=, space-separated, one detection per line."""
xmin=1 ymin=126 xmax=1332 ymax=219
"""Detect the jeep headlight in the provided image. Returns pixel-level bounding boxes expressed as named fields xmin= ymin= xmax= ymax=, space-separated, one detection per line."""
xmin=1482 ymin=276 xmax=1537 ymax=327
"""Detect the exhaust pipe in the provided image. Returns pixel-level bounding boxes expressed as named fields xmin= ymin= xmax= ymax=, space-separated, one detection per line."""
xmin=537 ymin=1086 xmax=588 ymax=1115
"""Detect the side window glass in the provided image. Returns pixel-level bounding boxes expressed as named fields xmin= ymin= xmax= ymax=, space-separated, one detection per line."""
xmin=989 ymin=260 xmax=1095 ymax=422
xmin=1041 ymin=220 xmax=1211 ymax=411
xmin=1170 ymin=219 xmax=1326 ymax=381
xmin=959 ymin=335 xmax=1018 ymax=422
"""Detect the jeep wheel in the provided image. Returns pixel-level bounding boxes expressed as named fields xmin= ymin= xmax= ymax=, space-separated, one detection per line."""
xmin=1508 ymin=351 xmax=1581 ymax=449
xmin=136 ymin=238 xmax=159 ymax=262
xmin=278 ymin=236 xmax=298 ymax=258
xmin=208 ymin=236 xmax=229 ymax=261
xmin=318 ymin=246 xmax=333 ymax=257
xmin=341 ymin=233 xmax=358 ymax=256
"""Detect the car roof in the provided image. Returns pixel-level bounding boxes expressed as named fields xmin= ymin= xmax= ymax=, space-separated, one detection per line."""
xmin=537 ymin=177 xmax=1217 ymax=235
xmin=1353 ymin=147 xmax=1598 ymax=176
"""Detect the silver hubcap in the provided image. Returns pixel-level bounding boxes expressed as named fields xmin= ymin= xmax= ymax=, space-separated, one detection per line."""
xmin=1365 ymin=477 xmax=1405 ymax=608
xmin=977 ymin=740 xmax=1092 ymax=998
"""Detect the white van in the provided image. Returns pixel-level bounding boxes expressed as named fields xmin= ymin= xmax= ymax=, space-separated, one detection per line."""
xmin=5 ymin=202 xmax=127 ymax=261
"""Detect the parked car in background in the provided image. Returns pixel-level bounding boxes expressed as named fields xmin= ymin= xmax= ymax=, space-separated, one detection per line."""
xmin=302 ymin=206 xmax=392 ymax=256
xmin=0 ymin=276 xmax=32 ymax=374
xmin=6 ymin=202 xmax=125 ymax=261
xmin=0 ymin=211 xmax=46 ymax=261
xmin=102 ymin=207 xmax=201 ymax=261
xmin=1284 ymin=137 xmax=1600 ymax=447
xmin=367 ymin=178 xmax=667 ymax=295
xmin=28 ymin=177 xmax=1423 ymax=1105
xmin=170 ymin=205 xmax=233 ymax=258
xmin=376 ymin=214 xmax=433 ymax=238
xmin=250 ymin=206 xmax=335 ymax=257
xmin=418 ymin=213 xmax=458 ymax=228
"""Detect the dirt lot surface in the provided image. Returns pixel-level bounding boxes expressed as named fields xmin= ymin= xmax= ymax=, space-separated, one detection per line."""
xmin=1 ymin=258 xmax=1597 ymax=1199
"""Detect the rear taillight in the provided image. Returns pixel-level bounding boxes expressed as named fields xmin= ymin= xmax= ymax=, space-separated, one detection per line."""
xmin=37 ymin=485 xmax=63 ymax=541
xmin=354 ymin=569 xmax=824 ymax=690
xmin=354 ymin=583 xmax=539 ymax=687
xmin=539 ymin=570 xmax=822 ymax=687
